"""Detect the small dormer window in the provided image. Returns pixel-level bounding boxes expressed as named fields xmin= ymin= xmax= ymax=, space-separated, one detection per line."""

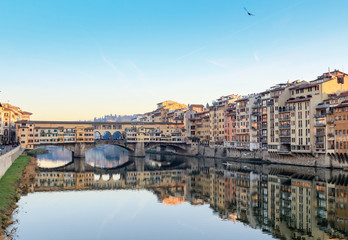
xmin=337 ymin=76 xmax=344 ymax=84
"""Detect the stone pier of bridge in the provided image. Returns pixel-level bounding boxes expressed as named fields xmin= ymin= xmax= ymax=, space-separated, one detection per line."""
xmin=131 ymin=142 xmax=145 ymax=157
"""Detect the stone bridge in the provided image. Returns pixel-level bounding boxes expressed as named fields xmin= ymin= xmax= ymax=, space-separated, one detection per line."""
xmin=34 ymin=140 xmax=189 ymax=158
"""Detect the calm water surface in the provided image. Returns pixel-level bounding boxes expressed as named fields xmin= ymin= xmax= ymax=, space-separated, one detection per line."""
xmin=7 ymin=146 xmax=348 ymax=240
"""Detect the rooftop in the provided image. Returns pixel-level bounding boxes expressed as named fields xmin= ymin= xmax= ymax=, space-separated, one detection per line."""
xmin=15 ymin=120 xmax=184 ymax=126
xmin=287 ymin=97 xmax=311 ymax=103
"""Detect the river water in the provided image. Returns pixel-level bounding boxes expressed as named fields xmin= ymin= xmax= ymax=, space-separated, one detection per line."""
xmin=6 ymin=146 xmax=348 ymax=239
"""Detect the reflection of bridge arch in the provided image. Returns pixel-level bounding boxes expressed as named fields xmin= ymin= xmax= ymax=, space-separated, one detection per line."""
xmin=38 ymin=157 xmax=135 ymax=173
xmin=101 ymin=174 xmax=111 ymax=181
xmin=102 ymin=131 xmax=111 ymax=140
xmin=38 ymin=159 xmax=75 ymax=170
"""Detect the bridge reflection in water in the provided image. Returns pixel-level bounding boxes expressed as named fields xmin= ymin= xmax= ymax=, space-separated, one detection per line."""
xmin=34 ymin=150 xmax=348 ymax=240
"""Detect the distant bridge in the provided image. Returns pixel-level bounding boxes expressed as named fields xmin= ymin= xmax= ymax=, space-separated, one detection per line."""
xmin=34 ymin=139 xmax=189 ymax=158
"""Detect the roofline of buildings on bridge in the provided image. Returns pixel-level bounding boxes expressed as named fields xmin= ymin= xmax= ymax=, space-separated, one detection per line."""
xmin=16 ymin=120 xmax=184 ymax=125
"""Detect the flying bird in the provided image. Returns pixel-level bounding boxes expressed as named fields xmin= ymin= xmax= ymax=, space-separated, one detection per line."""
xmin=244 ymin=7 xmax=255 ymax=16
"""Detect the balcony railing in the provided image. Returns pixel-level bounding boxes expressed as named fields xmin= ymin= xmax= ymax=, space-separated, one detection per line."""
xmin=279 ymin=124 xmax=291 ymax=129
xmin=279 ymin=133 xmax=291 ymax=137
xmin=279 ymin=117 xmax=290 ymax=121
xmin=236 ymin=143 xmax=250 ymax=147
xmin=315 ymin=132 xmax=326 ymax=137
xmin=316 ymin=103 xmax=330 ymax=109
xmin=279 ymin=107 xmax=293 ymax=113
xmin=314 ymin=114 xmax=326 ymax=118
xmin=280 ymin=139 xmax=291 ymax=144
xmin=315 ymin=122 xmax=326 ymax=127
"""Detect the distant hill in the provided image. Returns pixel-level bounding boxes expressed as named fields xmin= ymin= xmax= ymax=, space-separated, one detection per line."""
xmin=93 ymin=114 xmax=142 ymax=122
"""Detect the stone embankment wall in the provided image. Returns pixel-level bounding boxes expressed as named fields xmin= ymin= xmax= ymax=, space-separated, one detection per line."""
xmin=196 ymin=145 xmax=263 ymax=159
xmin=263 ymin=152 xmax=348 ymax=169
xmin=186 ymin=144 xmax=348 ymax=169
xmin=0 ymin=146 xmax=23 ymax=179
xmin=263 ymin=152 xmax=329 ymax=167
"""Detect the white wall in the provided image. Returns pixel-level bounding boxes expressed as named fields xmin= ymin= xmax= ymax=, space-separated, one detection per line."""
xmin=0 ymin=146 xmax=22 ymax=179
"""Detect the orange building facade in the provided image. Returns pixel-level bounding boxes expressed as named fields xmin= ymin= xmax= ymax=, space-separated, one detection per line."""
xmin=334 ymin=101 xmax=348 ymax=154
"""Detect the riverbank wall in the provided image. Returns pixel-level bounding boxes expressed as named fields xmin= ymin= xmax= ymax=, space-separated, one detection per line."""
xmin=173 ymin=144 xmax=348 ymax=169
xmin=0 ymin=147 xmax=23 ymax=179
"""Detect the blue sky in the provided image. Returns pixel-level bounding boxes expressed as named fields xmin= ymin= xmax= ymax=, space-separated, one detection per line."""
xmin=1 ymin=0 xmax=348 ymax=120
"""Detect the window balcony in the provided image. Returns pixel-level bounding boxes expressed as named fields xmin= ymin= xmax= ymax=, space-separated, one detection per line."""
xmin=315 ymin=122 xmax=326 ymax=127
xmin=252 ymin=104 xmax=262 ymax=109
xmin=279 ymin=124 xmax=290 ymax=129
xmin=280 ymin=139 xmax=291 ymax=144
xmin=279 ymin=107 xmax=293 ymax=113
xmin=315 ymin=132 xmax=326 ymax=137
xmin=279 ymin=117 xmax=290 ymax=121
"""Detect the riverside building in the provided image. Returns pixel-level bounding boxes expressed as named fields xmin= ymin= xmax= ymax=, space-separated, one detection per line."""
xmin=0 ymin=103 xmax=31 ymax=145
xmin=266 ymin=70 xmax=348 ymax=157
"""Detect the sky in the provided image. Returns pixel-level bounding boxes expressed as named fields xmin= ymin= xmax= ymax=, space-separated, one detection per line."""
xmin=1 ymin=0 xmax=348 ymax=121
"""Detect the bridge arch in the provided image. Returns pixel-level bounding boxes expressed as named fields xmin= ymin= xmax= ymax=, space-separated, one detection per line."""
xmin=145 ymin=142 xmax=186 ymax=154
xmin=92 ymin=142 xmax=134 ymax=153
xmin=112 ymin=131 xmax=121 ymax=140
xmin=102 ymin=131 xmax=111 ymax=140
xmin=94 ymin=131 xmax=101 ymax=140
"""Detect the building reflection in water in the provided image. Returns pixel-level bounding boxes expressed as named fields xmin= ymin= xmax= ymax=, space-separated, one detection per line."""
xmin=34 ymin=155 xmax=348 ymax=240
